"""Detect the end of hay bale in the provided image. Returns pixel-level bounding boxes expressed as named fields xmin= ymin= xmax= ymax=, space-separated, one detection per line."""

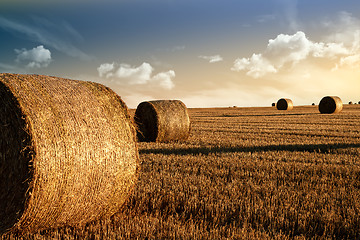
xmin=0 ymin=80 xmax=33 ymax=234
xmin=134 ymin=101 xmax=159 ymax=142
xmin=134 ymin=100 xmax=190 ymax=142
xmin=276 ymin=98 xmax=293 ymax=110
xmin=318 ymin=96 xmax=343 ymax=114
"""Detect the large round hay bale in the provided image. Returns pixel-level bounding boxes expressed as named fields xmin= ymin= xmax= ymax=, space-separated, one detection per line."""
xmin=276 ymin=98 xmax=293 ymax=110
xmin=134 ymin=100 xmax=190 ymax=142
xmin=0 ymin=73 xmax=138 ymax=235
xmin=318 ymin=96 xmax=343 ymax=114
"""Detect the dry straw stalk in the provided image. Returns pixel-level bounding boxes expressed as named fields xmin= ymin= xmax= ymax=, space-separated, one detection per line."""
xmin=276 ymin=98 xmax=293 ymax=111
xmin=318 ymin=96 xmax=343 ymax=114
xmin=0 ymin=73 xmax=138 ymax=235
xmin=134 ymin=100 xmax=191 ymax=142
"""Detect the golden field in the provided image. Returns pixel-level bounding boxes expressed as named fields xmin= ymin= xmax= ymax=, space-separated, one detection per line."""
xmin=4 ymin=105 xmax=360 ymax=239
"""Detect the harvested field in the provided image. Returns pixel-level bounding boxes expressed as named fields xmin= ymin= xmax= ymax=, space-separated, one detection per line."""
xmin=2 ymin=105 xmax=360 ymax=239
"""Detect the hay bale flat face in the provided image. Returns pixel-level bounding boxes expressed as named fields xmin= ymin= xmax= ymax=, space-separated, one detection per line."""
xmin=276 ymin=98 xmax=293 ymax=110
xmin=135 ymin=100 xmax=190 ymax=142
xmin=134 ymin=102 xmax=159 ymax=142
xmin=0 ymin=81 xmax=32 ymax=233
xmin=0 ymin=74 xmax=138 ymax=234
xmin=319 ymin=96 xmax=343 ymax=114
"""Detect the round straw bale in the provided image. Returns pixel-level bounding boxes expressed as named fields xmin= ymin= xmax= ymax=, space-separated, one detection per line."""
xmin=318 ymin=96 xmax=343 ymax=114
xmin=134 ymin=100 xmax=190 ymax=142
xmin=276 ymin=98 xmax=293 ymax=110
xmin=0 ymin=73 xmax=138 ymax=235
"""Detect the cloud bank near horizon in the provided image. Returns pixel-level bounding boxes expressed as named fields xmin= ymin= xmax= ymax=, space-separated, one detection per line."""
xmin=231 ymin=31 xmax=358 ymax=78
xmin=231 ymin=12 xmax=360 ymax=78
xmin=97 ymin=62 xmax=176 ymax=90
xmin=198 ymin=55 xmax=223 ymax=63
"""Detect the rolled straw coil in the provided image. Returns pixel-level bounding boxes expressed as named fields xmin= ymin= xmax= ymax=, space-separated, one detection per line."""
xmin=318 ymin=96 xmax=343 ymax=114
xmin=0 ymin=73 xmax=138 ymax=234
xmin=134 ymin=100 xmax=190 ymax=142
xmin=276 ymin=98 xmax=293 ymax=110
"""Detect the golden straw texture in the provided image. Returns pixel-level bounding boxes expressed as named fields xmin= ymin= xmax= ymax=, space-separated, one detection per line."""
xmin=0 ymin=73 xmax=138 ymax=235
xmin=318 ymin=96 xmax=343 ymax=114
xmin=276 ymin=98 xmax=294 ymax=111
xmin=134 ymin=100 xmax=191 ymax=142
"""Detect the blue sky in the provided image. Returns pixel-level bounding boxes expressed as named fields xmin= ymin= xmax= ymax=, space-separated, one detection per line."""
xmin=1 ymin=0 xmax=359 ymax=108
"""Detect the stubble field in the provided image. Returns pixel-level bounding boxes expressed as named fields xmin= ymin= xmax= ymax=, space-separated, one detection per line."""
xmin=4 ymin=105 xmax=360 ymax=239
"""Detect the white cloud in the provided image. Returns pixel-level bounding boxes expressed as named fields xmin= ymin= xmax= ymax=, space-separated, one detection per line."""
xmin=340 ymin=54 xmax=360 ymax=67
xmin=311 ymin=42 xmax=350 ymax=59
xmin=199 ymin=55 xmax=223 ymax=63
xmin=322 ymin=12 xmax=360 ymax=71
xmin=266 ymin=31 xmax=312 ymax=65
xmin=232 ymin=30 xmax=356 ymax=78
xmin=97 ymin=62 xmax=175 ymax=89
xmin=232 ymin=54 xmax=277 ymax=78
xmin=0 ymin=16 xmax=92 ymax=61
xmin=15 ymin=45 xmax=52 ymax=68
xmin=97 ymin=63 xmax=115 ymax=78
xmin=152 ymin=70 xmax=175 ymax=90
xmin=115 ymin=63 xmax=153 ymax=85
xmin=333 ymin=54 xmax=360 ymax=71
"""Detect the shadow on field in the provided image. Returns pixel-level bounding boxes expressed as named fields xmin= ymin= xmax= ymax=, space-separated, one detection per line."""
xmin=139 ymin=143 xmax=360 ymax=156
xmin=215 ymin=113 xmax=318 ymax=118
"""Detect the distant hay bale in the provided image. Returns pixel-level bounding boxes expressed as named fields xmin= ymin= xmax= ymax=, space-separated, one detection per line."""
xmin=349 ymin=101 xmax=353 ymax=105
xmin=134 ymin=100 xmax=190 ymax=142
xmin=276 ymin=98 xmax=293 ymax=110
xmin=271 ymin=103 xmax=276 ymax=107
xmin=312 ymin=103 xmax=315 ymax=106
xmin=318 ymin=96 xmax=343 ymax=114
xmin=0 ymin=73 xmax=138 ymax=235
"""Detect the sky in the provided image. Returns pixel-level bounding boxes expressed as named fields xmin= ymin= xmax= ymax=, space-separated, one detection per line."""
xmin=0 ymin=0 xmax=359 ymax=108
